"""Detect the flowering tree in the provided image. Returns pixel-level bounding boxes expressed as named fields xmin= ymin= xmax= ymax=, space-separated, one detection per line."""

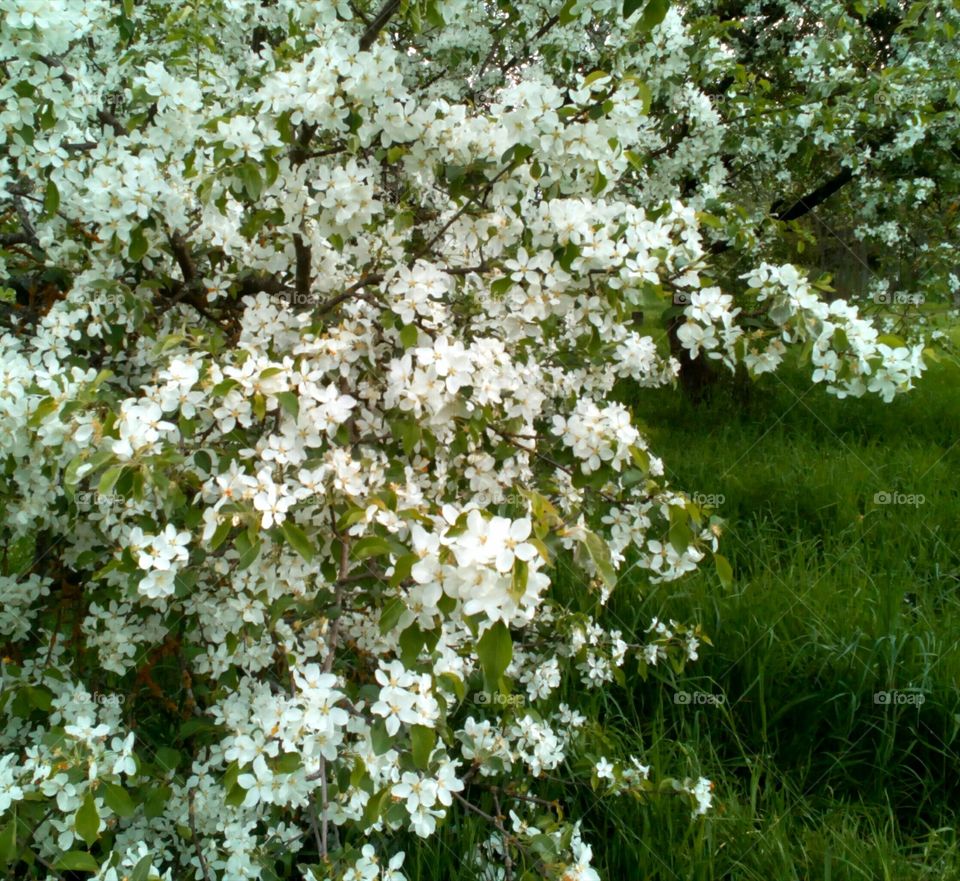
xmin=0 ymin=0 xmax=950 ymax=878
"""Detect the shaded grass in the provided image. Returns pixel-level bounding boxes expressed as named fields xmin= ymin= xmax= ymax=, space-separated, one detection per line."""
xmin=580 ymin=360 xmax=960 ymax=879
xmin=409 ymin=360 xmax=960 ymax=879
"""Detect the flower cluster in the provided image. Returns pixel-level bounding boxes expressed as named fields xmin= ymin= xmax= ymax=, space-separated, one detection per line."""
xmin=676 ymin=264 xmax=927 ymax=400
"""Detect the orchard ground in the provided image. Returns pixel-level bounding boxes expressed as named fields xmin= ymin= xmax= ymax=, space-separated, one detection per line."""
xmin=406 ymin=347 xmax=960 ymax=880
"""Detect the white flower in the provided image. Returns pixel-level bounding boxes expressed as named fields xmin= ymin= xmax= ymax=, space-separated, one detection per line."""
xmin=0 ymin=755 xmax=24 ymax=813
xmin=64 ymin=716 xmax=111 ymax=745
xmin=594 ymin=757 xmax=614 ymax=780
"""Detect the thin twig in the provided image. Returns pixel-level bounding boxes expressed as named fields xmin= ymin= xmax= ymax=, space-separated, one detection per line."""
xmin=319 ymin=756 xmax=329 ymax=858
xmin=315 ymin=273 xmax=384 ymax=315
xmin=188 ymin=788 xmax=212 ymax=881
xmin=492 ymin=789 xmax=513 ymax=881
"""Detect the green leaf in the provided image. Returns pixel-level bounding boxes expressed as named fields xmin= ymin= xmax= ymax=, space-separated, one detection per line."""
xmin=28 ymin=396 xmax=58 ymax=428
xmin=0 ymin=819 xmax=16 ymax=864
xmin=252 ymin=392 xmax=267 ymax=421
xmin=668 ymin=505 xmax=694 ymax=554
xmin=274 ymin=752 xmax=302 ymax=773
xmin=75 ymin=791 xmax=100 ymax=847
xmin=212 ymin=378 xmax=239 ymax=397
xmin=424 ymin=0 xmax=445 ymax=27
xmin=156 ymin=747 xmax=181 ymax=772
xmin=592 ymin=164 xmax=608 ymax=195
xmin=129 ymin=225 xmax=148 ymax=261
xmin=39 ymin=101 xmax=56 ymax=129
xmin=235 ymin=532 xmax=262 ymax=570
xmin=438 ymin=671 xmax=465 ymax=701
xmin=399 ymin=323 xmax=419 ymax=349
xmin=530 ymin=832 xmax=561 ymax=860
xmin=351 ymin=536 xmax=392 ymax=560
xmin=370 ymin=718 xmax=392 ymax=755
xmin=43 ymin=179 xmax=60 ymax=216
xmin=238 ymin=160 xmax=262 ymax=200
xmin=130 ymin=854 xmax=153 ymax=881
xmin=276 ymin=391 xmax=299 ymax=420
xmin=629 ymin=77 xmax=652 ymax=113
xmin=221 ymin=760 xmax=240 ymax=793
xmin=209 ymin=518 xmax=232 ymax=551
xmin=558 ymin=0 xmax=579 ymax=25
xmin=379 ymin=596 xmax=406 ymax=634
xmin=102 ymin=783 xmax=136 ymax=819
xmin=557 ymin=240 xmax=581 ymax=272
xmin=510 ymin=558 xmax=528 ymax=600
xmin=390 ymin=552 xmax=418 ymax=587
xmin=55 ymin=852 xmax=100 ymax=873
xmin=399 ymin=623 xmax=427 ymax=667
xmin=282 ymin=520 xmax=314 ymax=562
xmin=263 ymin=154 xmax=280 ymax=187
xmin=390 ymin=418 xmax=420 ymax=455
xmin=476 ymin=621 xmax=512 ymax=690
xmin=362 ymin=786 xmax=391 ymax=826
xmin=714 ymin=553 xmax=733 ymax=588
xmin=225 ymin=780 xmax=246 ymax=807
xmin=491 ymin=277 xmax=513 ymax=296
xmin=410 ymin=724 xmax=436 ymax=770
xmin=98 ymin=465 xmax=124 ymax=497
xmin=877 ymin=333 xmax=907 ymax=349
xmin=583 ymin=530 xmax=616 ymax=590
xmin=634 ymin=0 xmax=669 ymax=30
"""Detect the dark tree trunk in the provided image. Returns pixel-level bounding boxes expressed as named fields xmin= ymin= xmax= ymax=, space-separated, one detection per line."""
xmin=666 ymin=314 xmax=715 ymax=403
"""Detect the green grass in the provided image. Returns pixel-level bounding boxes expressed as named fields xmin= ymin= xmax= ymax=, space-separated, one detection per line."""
xmin=405 ymin=359 xmax=960 ymax=879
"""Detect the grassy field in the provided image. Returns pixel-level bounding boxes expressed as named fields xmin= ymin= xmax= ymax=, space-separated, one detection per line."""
xmin=407 ymin=357 xmax=960 ymax=880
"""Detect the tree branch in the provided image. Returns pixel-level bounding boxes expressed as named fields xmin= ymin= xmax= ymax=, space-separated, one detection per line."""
xmin=0 ymin=231 xmax=35 ymax=248
xmin=97 ymin=109 xmax=128 ymax=136
xmin=359 ymin=0 xmax=401 ymax=51
xmin=169 ymin=232 xmax=196 ymax=283
xmin=501 ymin=12 xmax=560 ymax=77
xmin=238 ymin=272 xmax=290 ymax=298
xmin=293 ymin=233 xmax=312 ymax=302
xmin=771 ymin=166 xmax=854 ymax=222
xmin=315 ymin=273 xmax=385 ymax=315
